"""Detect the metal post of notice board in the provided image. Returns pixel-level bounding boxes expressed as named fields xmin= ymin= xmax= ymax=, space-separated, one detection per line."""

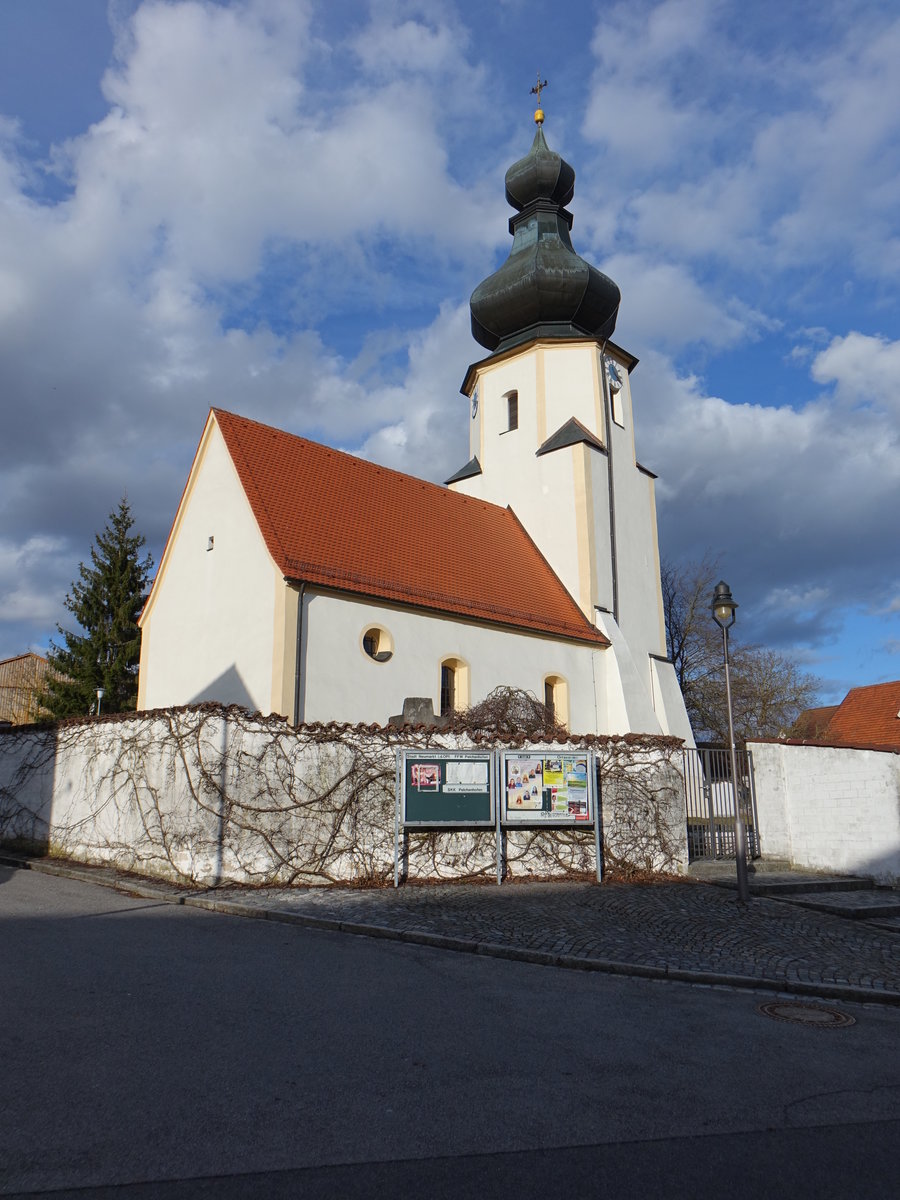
xmin=394 ymin=757 xmax=401 ymax=888
xmin=495 ymin=751 xmax=503 ymax=885
xmin=593 ymin=759 xmax=603 ymax=883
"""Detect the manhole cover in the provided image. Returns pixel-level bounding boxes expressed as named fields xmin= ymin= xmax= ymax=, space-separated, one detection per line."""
xmin=758 ymin=1001 xmax=856 ymax=1028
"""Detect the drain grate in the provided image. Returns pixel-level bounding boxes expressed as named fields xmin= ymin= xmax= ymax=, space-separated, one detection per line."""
xmin=758 ymin=1001 xmax=856 ymax=1028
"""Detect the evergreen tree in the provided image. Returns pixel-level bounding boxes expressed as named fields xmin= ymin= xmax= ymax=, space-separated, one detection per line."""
xmin=40 ymin=499 xmax=154 ymax=719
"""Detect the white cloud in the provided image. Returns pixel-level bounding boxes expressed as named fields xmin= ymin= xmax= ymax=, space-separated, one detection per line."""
xmin=810 ymin=332 xmax=900 ymax=413
xmin=633 ymin=346 xmax=900 ymax=645
xmin=0 ymin=0 xmax=500 ymax=535
xmin=583 ymin=0 xmax=722 ymax=168
xmin=0 ymin=536 xmax=71 ymax=628
xmin=353 ymin=300 xmax=472 ymax=481
xmin=581 ymin=1 xmax=900 ymax=282
xmin=18 ymin=0 xmax=499 ymax=297
xmin=605 ymin=254 xmax=773 ymax=352
xmin=349 ymin=3 xmax=481 ymax=95
xmin=761 ymin=585 xmax=831 ymax=614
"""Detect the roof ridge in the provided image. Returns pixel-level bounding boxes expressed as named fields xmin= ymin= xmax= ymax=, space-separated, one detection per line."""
xmin=213 ymin=407 xmax=515 ymax=521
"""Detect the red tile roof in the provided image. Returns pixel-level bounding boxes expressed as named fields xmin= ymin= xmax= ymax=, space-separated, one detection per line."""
xmin=790 ymin=705 xmax=839 ymax=739
xmin=822 ymin=681 xmax=900 ymax=751
xmin=213 ymin=409 xmax=607 ymax=646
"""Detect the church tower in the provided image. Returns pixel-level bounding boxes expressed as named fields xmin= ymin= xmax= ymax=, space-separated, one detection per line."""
xmin=447 ymin=102 xmax=693 ymax=741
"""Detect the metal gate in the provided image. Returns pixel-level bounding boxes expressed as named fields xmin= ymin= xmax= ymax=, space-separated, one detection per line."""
xmin=682 ymin=746 xmax=760 ymax=861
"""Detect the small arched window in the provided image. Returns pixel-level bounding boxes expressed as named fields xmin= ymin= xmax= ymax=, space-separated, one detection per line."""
xmin=543 ymin=675 xmax=569 ymax=728
xmin=440 ymin=657 xmax=470 ymax=716
xmin=440 ymin=663 xmax=456 ymax=717
xmin=506 ymin=390 xmax=519 ymax=431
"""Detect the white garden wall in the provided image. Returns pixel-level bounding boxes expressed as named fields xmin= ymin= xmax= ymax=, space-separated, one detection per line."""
xmin=0 ymin=706 xmax=687 ymax=886
xmin=749 ymin=740 xmax=900 ymax=884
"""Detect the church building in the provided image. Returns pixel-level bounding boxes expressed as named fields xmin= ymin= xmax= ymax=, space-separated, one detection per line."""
xmin=137 ymin=108 xmax=693 ymax=743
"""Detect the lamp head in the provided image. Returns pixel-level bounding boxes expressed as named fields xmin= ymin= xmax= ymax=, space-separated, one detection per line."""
xmin=711 ymin=580 xmax=738 ymax=630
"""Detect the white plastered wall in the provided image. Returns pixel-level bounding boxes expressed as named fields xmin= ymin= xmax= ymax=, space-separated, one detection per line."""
xmin=650 ymin=658 xmax=695 ymax=746
xmin=453 ymin=345 xmax=596 ymax=620
xmin=299 ymin=590 xmax=605 ymax=732
xmin=593 ymin=611 xmax=662 ymax=736
xmin=138 ymin=420 xmax=278 ymax=714
xmin=605 ymin=366 xmax=667 ymax=663
xmin=749 ymin=741 xmax=900 ymax=883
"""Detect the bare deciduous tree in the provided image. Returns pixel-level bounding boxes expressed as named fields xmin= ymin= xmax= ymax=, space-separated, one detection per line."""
xmin=460 ymin=686 xmax=565 ymax=739
xmin=662 ymin=557 xmax=821 ymax=743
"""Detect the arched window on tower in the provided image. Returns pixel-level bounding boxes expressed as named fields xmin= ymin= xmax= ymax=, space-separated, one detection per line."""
xmin=506 ymin=390 xmax=518 ymax=431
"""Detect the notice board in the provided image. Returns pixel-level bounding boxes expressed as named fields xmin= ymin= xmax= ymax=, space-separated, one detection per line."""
xmin=502 ymin=751 xmax=594 ymax=826
xmin=400 ymin=750 xmax=495 ymax=827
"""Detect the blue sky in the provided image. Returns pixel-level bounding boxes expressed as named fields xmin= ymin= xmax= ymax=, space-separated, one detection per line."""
xmin=1 ymin=0 xmax=899 ymax=705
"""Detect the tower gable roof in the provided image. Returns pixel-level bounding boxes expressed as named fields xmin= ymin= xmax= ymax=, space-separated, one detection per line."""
xmin=536 ymin=417 xmax=606 ymax=458
xmin=213 ymin=409 xmax=608 ymax=646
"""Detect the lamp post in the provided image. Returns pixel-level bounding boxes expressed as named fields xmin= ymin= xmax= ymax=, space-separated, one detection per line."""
xmin=96 ymin=687 xmax=105 ymax=716
xmin=711 ymin=581 xmax=750 ymax=902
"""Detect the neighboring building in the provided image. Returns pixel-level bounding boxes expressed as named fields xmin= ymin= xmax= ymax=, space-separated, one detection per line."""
xmin=0 ymin=652 xmax=49 ymax=725
xmin=789 ymin=705 xmax=839 ymax=741
xmin=138 ymin=112 xmax=693 ymax=741
xmin=793 ymin=681 xmax=900 ymax=751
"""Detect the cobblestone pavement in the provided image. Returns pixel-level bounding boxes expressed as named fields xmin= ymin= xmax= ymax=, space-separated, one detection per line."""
xmin=192 ymin=877 xmax=900 ymax=1004
xmin=5 ymin=852 xmax=900 ymax=1004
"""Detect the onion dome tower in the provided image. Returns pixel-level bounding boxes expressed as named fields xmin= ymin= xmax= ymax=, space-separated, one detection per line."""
xmin=446 ymin=86 xmax=695 ymax=746
xmin=470 ymin=106 xmax=620 ymax=353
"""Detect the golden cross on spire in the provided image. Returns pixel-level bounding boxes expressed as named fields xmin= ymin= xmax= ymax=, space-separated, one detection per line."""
xmin=530 ymin=74 xmax=548 ymax=124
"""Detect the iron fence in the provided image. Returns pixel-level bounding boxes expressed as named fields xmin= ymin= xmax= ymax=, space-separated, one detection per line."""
xmin=682 ymin=746 xmax=760 ymax=861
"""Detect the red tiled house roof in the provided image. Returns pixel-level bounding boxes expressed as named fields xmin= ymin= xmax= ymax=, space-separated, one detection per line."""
xmin=822 ymin=681 xmax=900 ymax=751
xmin=214 ymin=409 xmax=607 ymax=647
xmin=790 ymin=704 xmax=839 ymax=739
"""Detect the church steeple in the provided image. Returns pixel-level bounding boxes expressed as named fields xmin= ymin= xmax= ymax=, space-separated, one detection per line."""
xmin=470 ymin=110 xmax=620 ymax=353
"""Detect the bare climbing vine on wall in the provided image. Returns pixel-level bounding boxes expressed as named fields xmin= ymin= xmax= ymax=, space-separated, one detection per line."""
xmin=0 ymin=702 xmax=686 ymax=886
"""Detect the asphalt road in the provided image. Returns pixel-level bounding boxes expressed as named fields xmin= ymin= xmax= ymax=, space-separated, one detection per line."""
xmin=2 ymin=866 xmax=899 ymax=1198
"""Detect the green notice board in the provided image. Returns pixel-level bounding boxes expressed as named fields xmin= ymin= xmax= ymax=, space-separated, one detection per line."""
xmin=400 ymin=750 xmax=494 ymax=827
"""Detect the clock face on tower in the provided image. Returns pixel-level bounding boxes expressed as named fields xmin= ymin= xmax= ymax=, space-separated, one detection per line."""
xmin=605 ymin=358 xmax=623 ymax=393
xmin=471 ymin=385 xmax=479 ymax=419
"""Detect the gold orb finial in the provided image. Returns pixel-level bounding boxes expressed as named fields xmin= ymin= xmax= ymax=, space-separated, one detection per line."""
xmin=530 ymin=74 xmax=548 ymax=124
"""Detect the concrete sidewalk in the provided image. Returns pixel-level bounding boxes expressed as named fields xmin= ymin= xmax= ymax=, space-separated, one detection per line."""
xmin=3 ymin=850 xmax=900 ymax=1006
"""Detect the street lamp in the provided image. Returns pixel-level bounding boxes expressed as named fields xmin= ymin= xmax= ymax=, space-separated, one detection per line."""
xmin=710 ymin=581 xmax=750 ymax=902
xmin=96 ymin=687 xmax=105 ymax=716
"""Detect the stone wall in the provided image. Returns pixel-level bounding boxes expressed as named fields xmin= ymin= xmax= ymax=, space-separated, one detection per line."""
xmin=749 ymin=740 xmax=900 ymax=884
xmin=0 ymin=705 xmax=687 ymax=885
